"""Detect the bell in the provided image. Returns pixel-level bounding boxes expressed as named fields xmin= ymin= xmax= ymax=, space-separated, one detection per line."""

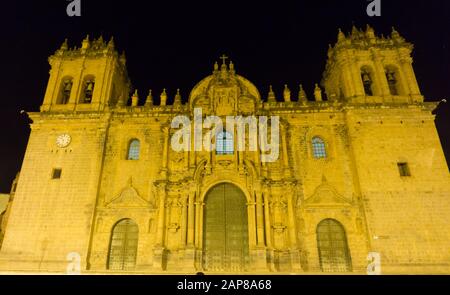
xmin=64 ymin=80 xmax=72 ymax=92
xmin=386 ymin=71 xmax=396 ymax=83
xmin=86 ymin=81 xmax=94 ymax=92
xmin=362 ymin=72 xmax=371 ymax=83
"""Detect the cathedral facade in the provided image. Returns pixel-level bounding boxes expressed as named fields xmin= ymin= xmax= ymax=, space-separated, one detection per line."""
xmin=0 ymin=26 xmax=449 ymax=274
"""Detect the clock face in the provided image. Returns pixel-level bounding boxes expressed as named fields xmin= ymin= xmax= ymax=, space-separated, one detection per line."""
xmin=56 ymin=134 xmax=71 ymax=148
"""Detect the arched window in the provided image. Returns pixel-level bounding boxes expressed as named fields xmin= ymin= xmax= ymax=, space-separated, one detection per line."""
xmin=317 ymin=219 xmax=352 ymax=272
xmin=216 ymin=131 xmax=234 ymax=155
xmin=312 ymin=137 xmax=327 ymax=159
xmin=385 ymin=66 xmax=402 ymax=96
xmin=57 ymin=77 xmax=73 ymax=104
xmin=107 ymin=219 xmax=139 ymax=271
xmin=361 ymin=67 xmax=374 ymax=96
xmin=127 ymin=139 xmax=140 ymax=160
xmin=80 ymin=75 xmax=95 ymax=103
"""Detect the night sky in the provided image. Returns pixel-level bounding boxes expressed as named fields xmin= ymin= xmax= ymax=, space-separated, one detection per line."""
xmin=0 ymin=0 xmax=449 ymax=192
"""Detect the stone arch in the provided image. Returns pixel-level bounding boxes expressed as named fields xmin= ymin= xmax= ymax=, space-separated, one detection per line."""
xmin=200 ymin=179 xmax=252 ymax=204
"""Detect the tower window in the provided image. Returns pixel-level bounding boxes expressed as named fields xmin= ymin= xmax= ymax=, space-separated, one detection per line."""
xmin=81 ymin=76 xmax=95 ymax=104
xmin=216 ymin=131 xmax=234 ymax=155
xmin=386 ymin=69 xmax=399 ymax=95
xmin=58 ymin=78 xmax=73 ymax=104
xmin=361 ymin=69 xmax=373 ymax=96
xmin=312 ymin=137 xmax=327 ymax=159
xmin=397 ymin=162 xmax=411 ymax=177
xmin=127 ymin=139 xmax=140 ymax=160
xmin=52 ymin=168 xmax=62 ymax=179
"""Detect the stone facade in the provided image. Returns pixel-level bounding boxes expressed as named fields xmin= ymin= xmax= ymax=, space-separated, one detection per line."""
xmin=0 ymin=26 xmax=449 ymax=274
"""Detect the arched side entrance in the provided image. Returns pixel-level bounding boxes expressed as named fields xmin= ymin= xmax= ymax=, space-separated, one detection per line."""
xmin=316 ymin=218 xmax=352 ymax=272
xmin=107 ymin=219 xmax=139 ymax=271
xmin=202 ymin=183 xmax=249 ymax=272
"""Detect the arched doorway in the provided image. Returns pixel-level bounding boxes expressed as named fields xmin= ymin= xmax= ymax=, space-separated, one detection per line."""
xmin=202 ymin=183 xmax=249 ymax=272
xmin=107 ymin=219 xmax=139 ymax=270
xmin=316 ymin=219 xmax=352 ymax=272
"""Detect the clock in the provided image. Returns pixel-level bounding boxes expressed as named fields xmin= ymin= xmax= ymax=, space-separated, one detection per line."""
xmin=56 ymin=134 xmax=71 ymax=148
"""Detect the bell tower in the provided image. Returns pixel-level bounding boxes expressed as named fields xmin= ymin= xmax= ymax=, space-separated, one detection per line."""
xmin=40 ymin=36 xmax=130 ymax=112
xmin=322 ymin=26 xmax=423 ymax=104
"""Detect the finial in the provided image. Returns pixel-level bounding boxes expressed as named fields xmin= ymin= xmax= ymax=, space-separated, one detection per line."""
xmin=314 ymin=83 xmax=322 ymax=102
xmin=337 ymin=28 xmax=345 ymax=42
xmin=214 ymin=61 xmax=219 ymax=71
xmin=107 ymin=36 xmax=115 ymax=48
xmin=267 ymin=85 xmax=276 ymax=103
xmin=160 ymin=88 xmax=167 ymax=106
xmin=60 ymin=38 xmax=68 ymax=50
xmin=391 ymin=27 xmax=404 ymax=42
xmin=298 ymin=84 xmax=307 ymax=103
xmin=174 ymin=88 xmax=182 ymax=105
xmin=229 ymin=61 xmax=234 ymax=71
xmin=131 ymin=90 xmax=139 ymax=107
xmin=81 ymin=35 xmax=90 ymax=50
xmin=283 ymin=84 xmax=291 ymax=102
xmin=145 ymin=89 xmax=153 ymax=107
xmin=366 ymin=24 xmax=375 ymax=38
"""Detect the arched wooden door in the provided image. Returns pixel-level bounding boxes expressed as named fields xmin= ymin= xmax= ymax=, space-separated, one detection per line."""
xmin=202 ymin=183 xmax=249 ymax=272
xmin=107 ymin=219 xmax=139 ymax=270
xmin=316 ymin=219 xmax=352 ymax=272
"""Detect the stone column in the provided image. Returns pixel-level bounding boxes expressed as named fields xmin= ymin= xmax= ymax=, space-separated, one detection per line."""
xmin=254 ymin=133 xmax=260 ymax=175
xmin=254 ymin=190 xmax=268 ymax=272
xmin=281 ymin=124 xmax=290 ymax=177
xmin=160 ymin=125 xmax=170 ymax=178
xmin=180 ymin=196 xmax=188 ymax=247
xmin=187 ymin=191 xmax=195 ymax=246
xmin=263 ymin=186 xmax=275 ymax=271
xmin=256 ymin=191 xmax=265 ymax=247
xmin=263 ymin=191 xmax=272 ymax=248
xmin=351 ymin=62 xmax=365 ymax=97
xmin=183 ymin=191 xmax=197 ymax=272
xmin=287 ymin=191 xmax=302 ymax=272
xmin=153 ymin=181 xmax=167 ymax=270
xmin=400 ymin=56 xmax=422 ymax=100
xmin=372 ymin=53 xmax=391 ymax=97
xmin=339 ymin=58 xmax=356 ymax=98
xmin=247 ymin=197 xmax=257 ymax=249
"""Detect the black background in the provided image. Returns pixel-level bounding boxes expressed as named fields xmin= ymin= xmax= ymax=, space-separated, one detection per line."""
xmin=0 ymin=0 xmax=449 ymax=192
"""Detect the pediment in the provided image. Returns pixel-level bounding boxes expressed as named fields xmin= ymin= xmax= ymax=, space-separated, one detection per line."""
xmin=106 ymin=186 xmax=149 ymax=208
xmin=304 ymin=182 xmax=352 ymax=207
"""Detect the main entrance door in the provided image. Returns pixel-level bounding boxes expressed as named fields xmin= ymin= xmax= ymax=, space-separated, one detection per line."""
xmin=202 ymin=183 xmax=249 ymax=272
